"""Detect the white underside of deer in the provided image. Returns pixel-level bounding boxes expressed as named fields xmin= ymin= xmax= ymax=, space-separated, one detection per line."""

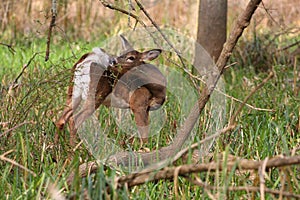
xmin=73 ymin=48 xmax=107 ymax=99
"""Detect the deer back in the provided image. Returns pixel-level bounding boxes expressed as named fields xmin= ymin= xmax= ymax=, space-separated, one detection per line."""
xmin=104 ymin=63 xmax=166 ymax=109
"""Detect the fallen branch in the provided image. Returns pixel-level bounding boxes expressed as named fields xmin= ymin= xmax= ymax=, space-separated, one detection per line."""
xmin=115 ymin=155 xmax=300 ymax=188
xmin=67 ymin=161 xmax=100 ymax=186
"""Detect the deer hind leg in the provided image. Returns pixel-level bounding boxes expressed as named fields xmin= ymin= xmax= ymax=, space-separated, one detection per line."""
xmin=129 ymin=87 xmax=152 ymax=144
xmin=66 ymin=95 xmax=82 ymax=146
xmin=55 ymin=97 xmax=81 ymax=142
xmin=55 ymin=82 xmax=82 ymax=143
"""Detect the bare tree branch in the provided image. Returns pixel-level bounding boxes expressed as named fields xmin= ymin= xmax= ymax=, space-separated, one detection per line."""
xmin=45 ymin=0 xmax=57 ymax=61
xmin=0 ymin=42 xmax=15 ymax=54
xmin=115 ymin=155 xmax=300 ymax=188
xmin=99 ymin=0 xmax=143 ymax=26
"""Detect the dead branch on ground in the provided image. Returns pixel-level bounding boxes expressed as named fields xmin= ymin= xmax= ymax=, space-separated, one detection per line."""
xmin=0 ymin=149 xmax=37 ymax=177
xmin=189 ymin=177 xmax=300 ymax=199
xmin=115 ymin=155 xmax=300 ymax=189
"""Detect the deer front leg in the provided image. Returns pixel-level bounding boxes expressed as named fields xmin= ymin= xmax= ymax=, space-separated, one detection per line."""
xmin=129 ymin=87 xmax=152 ymax=144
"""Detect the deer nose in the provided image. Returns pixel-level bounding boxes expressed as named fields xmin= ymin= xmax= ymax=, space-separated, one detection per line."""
xmin=109 ymin=58 xmax=117 ymax=66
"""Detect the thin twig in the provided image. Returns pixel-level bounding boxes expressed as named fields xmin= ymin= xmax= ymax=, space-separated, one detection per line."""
xmin=229 ymin=70 xmax=274 ymax=126
xmin=99 ymin=0 xmax=143 ymax=26
xmin=0 ymin=42 xmax=16 ymax=54
xmin=13 ymin=52 xmax=41 ymax=85
xmin=55 ymin=25 xmax=77 ymax=58
xmin=182 ymin=63 xmax=274 ymax=112
xmin=0 ymin=150 xmax=37 ymax=177
xmin=259 ymin=157 xmax=269 ymax=200
xmin=174 ymin=166 xmax=180 ymax=199
xmin=134 ymin=0 xmax=184 ymax=60
xmin=293 ymin=58 xmax=298 ymax=96
xmin=189 ymin=177 xmax=300 ymax=199
xmin=0 ymin=121 xmax=35 ymax=137
xmin=278 ymin=40 xmax=300 ymax=51
xmin=100 ymin=0 xmax=187 ymax=68
xmin=260 ymin=1 xmax=283 ymax=29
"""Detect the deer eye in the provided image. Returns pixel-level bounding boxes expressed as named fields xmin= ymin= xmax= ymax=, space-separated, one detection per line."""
xmin=126 ymin=56 xmax=135 ymax=62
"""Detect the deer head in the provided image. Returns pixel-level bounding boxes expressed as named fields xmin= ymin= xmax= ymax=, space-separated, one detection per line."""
xmin=109 ymin=36 xmax=162 ymax=73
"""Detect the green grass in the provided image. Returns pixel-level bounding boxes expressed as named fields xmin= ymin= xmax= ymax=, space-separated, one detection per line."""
xmin=0 ymin=35 xmax=299 ymax=199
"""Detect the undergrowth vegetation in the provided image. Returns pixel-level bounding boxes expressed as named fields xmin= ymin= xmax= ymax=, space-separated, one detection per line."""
xmin=0 ymin=30 xmax=299 ymax=199
xmin=1 ymin=0 xmax=300 ymax=199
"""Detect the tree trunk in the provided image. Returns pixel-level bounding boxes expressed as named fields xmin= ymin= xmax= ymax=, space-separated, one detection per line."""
xmin=196 ymin=0 xmax=227 ymax=62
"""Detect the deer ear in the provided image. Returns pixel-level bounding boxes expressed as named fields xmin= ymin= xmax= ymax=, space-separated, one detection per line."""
xmin=142 ymin=49 xmax=162 ymax=61
xmin=120 ymin=35 xmax=134 ymax=51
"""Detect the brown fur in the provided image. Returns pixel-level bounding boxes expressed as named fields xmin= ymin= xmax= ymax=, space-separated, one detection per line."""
xmin=55 ymin=48 xmax=166 ymax=146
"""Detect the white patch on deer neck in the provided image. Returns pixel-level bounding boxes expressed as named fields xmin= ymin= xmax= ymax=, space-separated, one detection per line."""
xmin=73 ymin=48 xmax=111 ymax=100
xmin=92 ymin=47 xmax=111 ymax=67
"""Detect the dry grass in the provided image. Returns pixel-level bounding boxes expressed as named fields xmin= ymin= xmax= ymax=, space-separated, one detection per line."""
xmin=0 ymin=0 xmax=299 ymax=41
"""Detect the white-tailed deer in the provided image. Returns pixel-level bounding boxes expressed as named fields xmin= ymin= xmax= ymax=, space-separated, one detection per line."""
xmin=55 ymin=35 xmax=166 ymax=146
